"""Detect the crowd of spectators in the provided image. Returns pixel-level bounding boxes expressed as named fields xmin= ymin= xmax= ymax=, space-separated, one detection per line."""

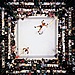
xmin=16 ymin=8 xmax=55 ymax=20
xmin=6 ymin=58 xmax=68 ymax=75
xmin=0 ymin=1 xmax=75 ymax=75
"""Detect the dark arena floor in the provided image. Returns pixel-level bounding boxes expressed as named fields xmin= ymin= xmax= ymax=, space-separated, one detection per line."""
xmin=0 ymin=0 xmax=75 ymax=75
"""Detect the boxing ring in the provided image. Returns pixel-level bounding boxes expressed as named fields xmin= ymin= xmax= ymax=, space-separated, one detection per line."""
xmin=15 ymin=16 xmax=58 ymax=59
